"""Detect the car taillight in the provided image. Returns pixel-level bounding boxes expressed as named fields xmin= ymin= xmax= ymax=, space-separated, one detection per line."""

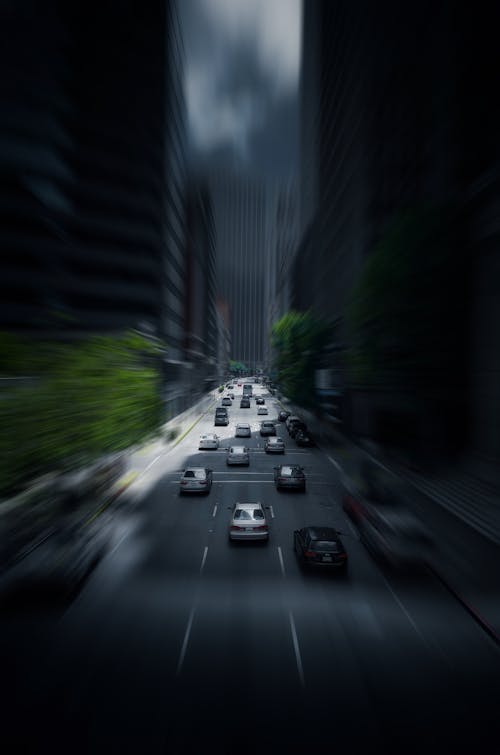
xmin=199 ymin=481 xmax=208 ymax=485
xmin=230 ymin=525 xmax=244 ymax=531
xmin=338 ymin=553 xmax=347 ymax=559
xmin=180 ymin=481 xmax=187 ymax=485
xmin=279 ymin=477 xmax=286 ymax=482
xmin=304 ymin=550 xmax=316 ymax=558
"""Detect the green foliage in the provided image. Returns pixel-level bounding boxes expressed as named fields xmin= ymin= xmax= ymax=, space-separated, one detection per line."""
xmin=229 ymin=360 xmax=247 ymax=373
xmin=0 ymin=331 xmax=165 ymax=496
xmin=347 ymin=204 xmax=460 ymax=386
xmin=270 ymin=310 xmax=332 ymax=407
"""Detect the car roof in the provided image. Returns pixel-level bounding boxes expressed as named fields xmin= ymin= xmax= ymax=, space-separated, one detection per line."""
xmin=229 ymin=446 xmax=247 ymax=452
xmin=268 ymin=437 xmax=283 ymax=442
xmin=237 ymin=423 xmax=250 ymax=427
xmin=304 ymin=526 xmax=340 ymax=540
xmin=235 ymin=503 xmax=263 ymax=510
xmin=184 ymin=467 xmax=207 ymax=472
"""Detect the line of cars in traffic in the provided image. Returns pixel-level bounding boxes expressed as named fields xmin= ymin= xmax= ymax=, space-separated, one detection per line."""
xmin=177 ymin=382 xmax=351 ymax=570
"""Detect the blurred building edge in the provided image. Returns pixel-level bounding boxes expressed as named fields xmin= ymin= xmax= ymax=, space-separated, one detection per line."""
xmin=0 ymin=1 xmax=220 ymax=421
xmin=296 ymin=0 xmax=500 ymax=488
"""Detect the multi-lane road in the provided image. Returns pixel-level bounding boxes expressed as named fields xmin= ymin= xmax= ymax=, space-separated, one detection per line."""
xmin=1 ymin=384 xmax=500 ymax=754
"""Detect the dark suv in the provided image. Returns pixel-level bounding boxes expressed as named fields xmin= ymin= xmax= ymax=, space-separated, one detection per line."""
xmin=274 ymin=464 xmax=306 ymax=491
xmin=240 ymin=397 xmax=251 ymax=408
xmin=214 ymin=408 xmax=229 ymax=426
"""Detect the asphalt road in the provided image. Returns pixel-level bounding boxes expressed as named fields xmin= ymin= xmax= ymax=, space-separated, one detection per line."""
xmin=1 ymin=386 xmax=500 ymax=754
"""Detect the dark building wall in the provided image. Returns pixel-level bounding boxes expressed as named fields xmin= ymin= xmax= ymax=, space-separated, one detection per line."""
xmin=296 ymin=0 xmax=500 ymax=469
xmin=0 ymin=1 xmax=188 ymax=349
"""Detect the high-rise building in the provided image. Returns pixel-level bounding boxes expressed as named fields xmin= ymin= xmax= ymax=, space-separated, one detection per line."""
xmin=0 ymin=0 xmax=187 ymax=348
xmin=295 ymin=0 xmax=500 ymax=471
xmin=208 ymin=171 xmax=269 ymax=370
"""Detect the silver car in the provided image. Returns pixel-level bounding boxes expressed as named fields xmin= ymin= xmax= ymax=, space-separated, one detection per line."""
xmin=264 ymin=437 xmax=285 ymax=454
xmin=235 ymin=423 xmax=252 ymax=438
xmin=179 ymin=467 xmax=213 ymax=494
xmin=228 ymin=503 xmax=269 ymax=541
xmin=199 ymin=434 xmax=219 ymax=450
xmin=227 ymin=446 xmax=250 ymax=466
xmin=257 ymin=406 xmax=268 ymax=415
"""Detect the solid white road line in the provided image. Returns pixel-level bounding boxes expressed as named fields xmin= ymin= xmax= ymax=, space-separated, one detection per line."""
xmin=212 ymin=504 xmax=218 ymax=518
xmin=270 ymin=505 xmax=275 ymax=518
xmin=176 ymin=603 xmax=196 ymax=676
xmin=200 ymin=546 xmax=208 ymax=574
xmin=289 ymin=611 xmax=305 ymax=687
xmin=327 ymin=455 xmax=342 ymax=472
xmin=277 ymin=546 xmax=285 ymax=576
xmin=144 ymin=454 xmax=162 ymax=473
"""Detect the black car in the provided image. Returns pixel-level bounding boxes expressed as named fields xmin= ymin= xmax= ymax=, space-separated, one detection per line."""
xmin=255 ymin=397 xmax=265 ymax=405
xmin=240 ymin=398 xmax=251 ymax=408
xmin=273 ymin=464 xmax=306 ymax=491
xmin=278 ymin=410 xmax=291 ymax=422
xmin=295 ymin=430 xmax=315 ymax=447
xmin=289 ymin=421 xmax=308 ymax=439
xmin=294 ymin=526 xmax=348 ymax=570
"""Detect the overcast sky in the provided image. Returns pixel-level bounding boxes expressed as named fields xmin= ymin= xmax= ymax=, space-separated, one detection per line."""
xmin=179 ymin=0 xmax=302 ymax=179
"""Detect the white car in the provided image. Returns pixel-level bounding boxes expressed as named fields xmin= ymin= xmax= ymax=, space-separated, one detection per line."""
xmin=199 ymin=434 xmax=219 ymax=450
xmin=228 ymin=503 xmax=269 ymax=541
xmin=235 ymin=423 xmax=252 ymax=438
xmin=227 ymin=446 xmax=250 ymax=466
xmin=179 ymin=467 xmax=213 ymax=495
xmin=257 ymin=406 xmax=268 ymax=415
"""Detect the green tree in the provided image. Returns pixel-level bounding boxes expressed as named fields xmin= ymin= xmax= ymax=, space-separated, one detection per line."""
xmin=0 ymin=332 xmax=165 ymax=496
xmin=270 ymin=311 xmax=332 ymax=407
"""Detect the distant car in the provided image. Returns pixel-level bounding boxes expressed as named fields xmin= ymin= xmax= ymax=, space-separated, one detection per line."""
xmin=257 ymin=406 xmax=268 ymax=415
xmin=235 ymin=423 xmax=252 ymax=438
xmin=294 ymin=527 xmax=348 ymax=570
xmin=222 ymin=397 xmax=232 ymax=406
xmin=255 ymin=397 xmax=265 ymax=405
xmin=274 ymin=464 xmax=306 ymax=491
xmin=278 ymin=410 xmax=291 ymax=422
xmin=240 ymin=398 xmax=251 ymax=408
xmin=260 ymin=420 xmax=276 ymax=437
xmin=199 ymin=434 xmax=219 ymax=450
xmin=229 ymin=393 xmax=235 ymax=400
xmin=295 ymin=430 xmax=315 ymax=447
xmin=264 ymin=437 xmax=285 ymax=454
xmin=227 ymin=446 xmax=250 ymax=466
xmin=214 ymin=408 xmax=229 ymax=426
xmin=228 ymin=503 xmax=269 ymax=542
xmin=179 ymin=467 xmax=213 ymax=495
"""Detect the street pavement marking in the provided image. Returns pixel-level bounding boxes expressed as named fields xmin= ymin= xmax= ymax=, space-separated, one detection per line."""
xmin=277 ymin=546 xmax=285 ymax=576
xmin=144 ymin=454 xmax=162 ymax=473
xmin=270 ymin=505 xmax=275 ymax=518
xmin=327 ymin=455 xmax=342 ymax=472
xmin=289 ymin=611 xmax=305 ymax=687
xmin=212 ymin=504 xmax=218 ymax=517
xmin=176 ymin=603 xmax=196 ymax=677
xmin=200 ymin=546 xmax=208 ymax=574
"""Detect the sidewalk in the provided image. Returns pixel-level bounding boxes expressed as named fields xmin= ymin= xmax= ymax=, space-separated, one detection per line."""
xmin=280 ymin=398 xmax=500 ymax=641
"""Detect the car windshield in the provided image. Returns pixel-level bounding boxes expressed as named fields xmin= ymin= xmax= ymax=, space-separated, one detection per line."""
xmin=312 ymin=540 xmax=340 ymax=552
xmin=234 ymin=509 xmax=252 ymax=519
xmin=281 ymin=467 xmax=293 ymax=475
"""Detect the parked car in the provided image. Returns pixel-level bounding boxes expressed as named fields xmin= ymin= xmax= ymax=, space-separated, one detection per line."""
xmin=260 ymin=420 xmax=276 ymax=437
xmin=273 ymin=464 xmax=306 ymax=491
xmin=240 ymin=398 xmax=251 ymax=408
xmin=235 ymin=423 xmax=252 ymax=438
xmin=179 ymin=468 xmax=213 ymax=495
xmin=199 ymin=434 xmax=219 ymax=450
xmin=257 ymin=406 xmax=268 ymax=415
xmin=288 ymin=420 xmax=307 ymax=437
xmin=295 ymin=430 xmax=315 ymax=447
xmin=228 ymin=503 xmax=269 ymax=542
xmin=227 ymin=446 xmax=250 ymax=466
xmin=294 ymin=526 xmax=348 ymax=570
xmin=278 ymin=410 xmax=291 ymax=422
xmin=264 ymin=437 xmax=285 ymax=454
xmin=285 ymin=415 xmax=302 ymax=431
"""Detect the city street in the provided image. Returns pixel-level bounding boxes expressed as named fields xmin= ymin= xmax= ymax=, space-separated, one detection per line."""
xmin=1 ymin=384 xmax=499 ymax=754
